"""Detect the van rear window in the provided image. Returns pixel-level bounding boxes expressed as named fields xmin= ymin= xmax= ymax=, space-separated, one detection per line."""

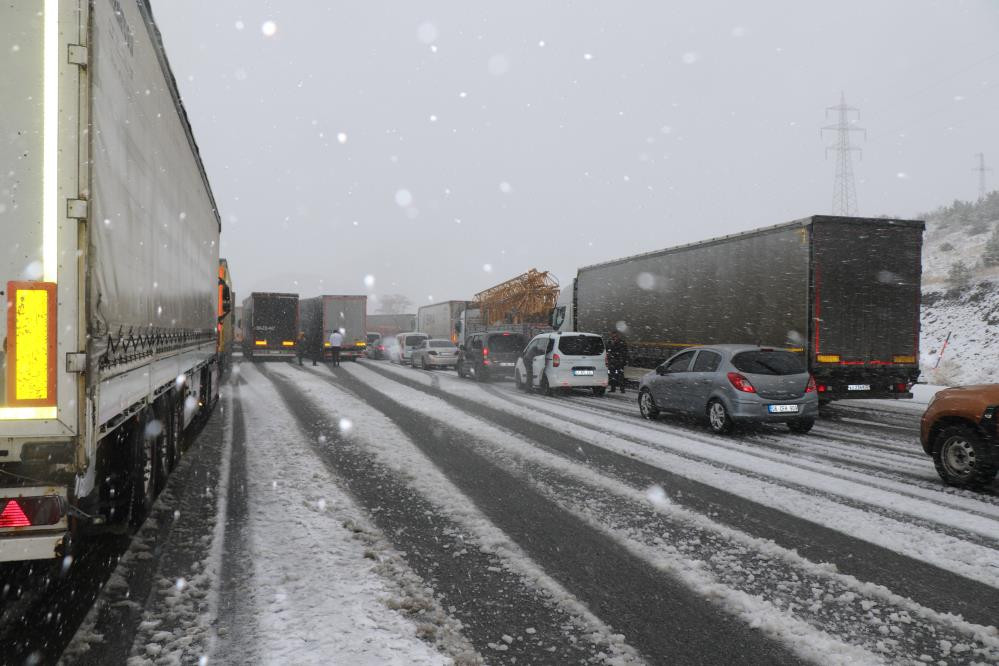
xmin=558 ymin=335 xmax=604 ymax=356
xmin=486 ymin=334 xmax=527 ymax=353
xmin=404 ymin=335 xmax=427 ymax=346
xmin=731 ymin=350 xmax=805 ymax=376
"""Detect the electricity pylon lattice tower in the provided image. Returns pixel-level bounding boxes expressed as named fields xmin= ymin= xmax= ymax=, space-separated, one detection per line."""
xmin=974 ymin=153 xmax=992 ymax=201
xmin=822 ymin=92 xmax=865 ymax=217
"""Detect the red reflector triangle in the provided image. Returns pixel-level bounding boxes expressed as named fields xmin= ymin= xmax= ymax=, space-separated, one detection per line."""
xmin=0 ymin=500 xmax=31 ymax=528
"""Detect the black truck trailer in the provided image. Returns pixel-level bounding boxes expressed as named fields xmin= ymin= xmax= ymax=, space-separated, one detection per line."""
xmin=241 ymin=292 xmax=300 ymax=360
xmin=556 ymin=216 xmax=924 ymax=401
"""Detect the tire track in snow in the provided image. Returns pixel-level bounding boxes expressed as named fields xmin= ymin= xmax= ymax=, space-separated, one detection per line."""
xmin=277 ymin=363 xmax=804 ymax=665
xmin=253 ymin=363 xmax=639 ymax=665
xmin=323 ymin=369 xmax=999 ymax=662
xmin=354 ymin=361 xmax=999 ymax=627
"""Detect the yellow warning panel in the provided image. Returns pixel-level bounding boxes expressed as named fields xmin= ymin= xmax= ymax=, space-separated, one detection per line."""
xmin=5 ymin=282 xmax=57 ymax=409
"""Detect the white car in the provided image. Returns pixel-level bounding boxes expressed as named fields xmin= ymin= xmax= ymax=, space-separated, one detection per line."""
xmin=514 ymin=332 xmax=609 ymax=396
xmin=410 ymin=339 xmax=460 ymax=370
xmin=395 ymin=332 xmax=429 ymax=365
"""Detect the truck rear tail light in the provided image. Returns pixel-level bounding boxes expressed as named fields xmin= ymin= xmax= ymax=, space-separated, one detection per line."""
xmin=895 ymin=383 xmax=908 ymax=392
xmin=816 ymin=354 xmax=840 ymax=363
xmin=893 ymin=355 xmax=916 ymax=364
xmin=552 ymin=353 xmax=561 ymax=367
xmin=255 ymin=340 xmax=267 ymax=346
xmin=482 ymin=347 xmax=489 ymax=357
xmin=281 ymin=341 xmax=295 ymax=347
xmin=5 ymin=282 xmax=58 ymax=413
xmin=355 ymin=341 xmax=366 ymax=347
xmin=805 ymin=376 xmax=817 ymax=393
xmin=727 ymin=372 xmax=756 ymax=393
xmin=324 ymin=342 xmax=332 ymax=347
xmin=0 ymin=496 xmax=63 ymax=528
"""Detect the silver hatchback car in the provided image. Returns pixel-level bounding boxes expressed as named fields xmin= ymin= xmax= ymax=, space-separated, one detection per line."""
xmin=638 ymin=345 xmax=819 ymax=434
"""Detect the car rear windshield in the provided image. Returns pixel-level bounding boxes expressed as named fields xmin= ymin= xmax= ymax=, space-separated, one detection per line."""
xmin=558 ymin=335 xmax=604 ymax=356
xmin=404 ymin=335 xmax=427 ymax=346
xmin=429 ymin=340 xmax=453 ymax=348
xmin=367 ymin=334 xmax=380 ymax=343
xmin=731 ymin=350 xmax=805 ymax=376
xmin=486 ymin=334 xmax=527 ymax=352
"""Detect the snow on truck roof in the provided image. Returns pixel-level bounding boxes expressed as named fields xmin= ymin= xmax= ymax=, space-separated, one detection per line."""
xmin=577 ymin=215 xmax=925 ymax=273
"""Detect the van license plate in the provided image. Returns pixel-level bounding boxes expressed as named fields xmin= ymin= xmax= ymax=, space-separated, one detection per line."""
xmin=768 ymin=404 xmax=799 ymax=413
xmin=573 ymin=369 xmax=594 ymax=376
xmin=848 ymin=384 xmax=871 ymax=391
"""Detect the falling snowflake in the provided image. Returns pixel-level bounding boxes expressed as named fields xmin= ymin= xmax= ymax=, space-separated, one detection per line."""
xmin=646 ymin=485 xmax=671 ymax=508
xmin=636 ymin=272 xmax=656 ymax=290
xmin=364 ymin=274 xmax=375 ymax=288
xmin=499 ymin=181 xmax=512 ymax=194
xmin=338 ymin=418 xmax=353 ymax=433
xmin=394 ymin=189 xmax=413 ymax=207
xmin=488 ymin=54 xmax=510 ymax=76
xmin=483 ymin=264 xmax=493 ymax=272
xmin=681 ymin=52 xmax=699 ymax=64
xmin=337 ymin=132 xmax=347 ymax=144
xmin=261 ymin=21 xmax=277 ymax=37
xmin=417 ymin=21 xmax=438 ymax=45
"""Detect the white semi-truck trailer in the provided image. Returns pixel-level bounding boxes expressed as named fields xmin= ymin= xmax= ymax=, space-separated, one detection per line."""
xmin=0 ymin=0 xmax=223 ymax=562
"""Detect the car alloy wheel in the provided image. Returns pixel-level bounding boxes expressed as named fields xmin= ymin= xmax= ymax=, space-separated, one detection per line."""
xmin=707 ymin=400 xmax=732 ymax=434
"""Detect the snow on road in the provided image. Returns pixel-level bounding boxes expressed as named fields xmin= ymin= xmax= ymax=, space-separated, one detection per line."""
xmin=336 ymin=360 xmax=999 ymax=663
xmin=228 ymin=363 xmax=462 ymax=665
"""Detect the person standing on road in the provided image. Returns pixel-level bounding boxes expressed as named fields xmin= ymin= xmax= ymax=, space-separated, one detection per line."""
xmin=606 ymin=331 xmax=629 ymax=394
xmin=328 ymin=328 xmax=344 ymax=367
xmin=296 ymin=331 xmax=307 ymax=366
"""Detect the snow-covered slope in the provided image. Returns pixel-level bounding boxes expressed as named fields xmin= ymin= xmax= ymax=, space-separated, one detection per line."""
xmin=919 ymin=193 xmax=999 ymax=386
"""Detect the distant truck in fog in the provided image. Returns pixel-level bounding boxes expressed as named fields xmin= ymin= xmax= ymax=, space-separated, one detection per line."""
xmin=418 ymin=301 xmax=473 ymax=343
xmin=242 ymin=293 xmax=300 ymax=361
xmin=301 ymin=295 xmax=368 ymax=362
xmin=553 ymin=215 xmax=924 ymax=401
xmin=367 ymin=313 xmax=417 ymax=338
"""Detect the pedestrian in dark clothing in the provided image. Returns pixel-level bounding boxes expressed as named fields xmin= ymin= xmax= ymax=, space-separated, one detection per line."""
xmin=606 ymin=331 xmax=629 ymax=394
xmin=296 ymin=332 xmax=307 ymax=366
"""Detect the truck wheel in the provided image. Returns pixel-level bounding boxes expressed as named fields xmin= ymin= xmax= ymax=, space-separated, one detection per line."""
xmin=707 ymin=400 xmax=734 ymax=434
xmin=933 ymin=425 xmax=998 ymax=488
xmin=130 ymin=412 xmax=159 ymax=528
xmin=787 ymin=418 xmax=815 ymax=434
xmin=639 ymin=389 xmax=659 ymax=420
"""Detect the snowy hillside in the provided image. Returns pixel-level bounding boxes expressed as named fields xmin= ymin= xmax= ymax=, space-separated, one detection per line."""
xmin=919 ymin=192 xmax=999 ymax=386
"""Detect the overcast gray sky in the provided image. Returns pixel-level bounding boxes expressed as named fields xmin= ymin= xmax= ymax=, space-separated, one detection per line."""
xmin=150 ymin=0 xmax=999 ymax=309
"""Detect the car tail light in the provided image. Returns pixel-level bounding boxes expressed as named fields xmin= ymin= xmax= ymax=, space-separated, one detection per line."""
xmin=0 ymin=496 xmax=63 ymax=528
xmin=727 ymin=372 xmax=755 ymax=393
xmin=817 ymin=384 xmax=828 ymax=393
xmin=378 ymin=345 xmax=385 ymax=351
xmin=482 ymin=347 xmax=489 ymax=357
xmin=552 ymin=353 xmax=561 ymax=367
xmin=805 ymin=375 xmax=816 ymax=393
xmin=895 ymin=382 xmax=908 ymax=392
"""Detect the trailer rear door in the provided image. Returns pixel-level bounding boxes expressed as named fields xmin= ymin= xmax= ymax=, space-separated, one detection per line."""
xmin=253 ymin=294 xmax=299 ymax=345
xmin=811 ymin=218 xmax=923 ymax=364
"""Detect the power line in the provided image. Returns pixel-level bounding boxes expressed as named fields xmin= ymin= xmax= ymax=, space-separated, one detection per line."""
xmin=974 ymin=153 xmax=992 ymax=200
xmin=822 ymin=92 xmax=866 ymax=217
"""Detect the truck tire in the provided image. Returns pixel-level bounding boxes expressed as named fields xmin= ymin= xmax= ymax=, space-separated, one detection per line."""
xmin=130 ymin=412 xmax=159 ymax=528
xmin=933 ymin=424 xmax=998 ymax=489
xmin=639 ymin=389 xmax=659 ymax=420
xmin=707 ymin=399 xmax=734 ymax=434
xmin=787 ymin=418 xmax=815 ymax=434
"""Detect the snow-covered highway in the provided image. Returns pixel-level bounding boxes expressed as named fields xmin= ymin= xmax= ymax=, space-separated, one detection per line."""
xmin=42 ymin=360 xmax=999 ymax=664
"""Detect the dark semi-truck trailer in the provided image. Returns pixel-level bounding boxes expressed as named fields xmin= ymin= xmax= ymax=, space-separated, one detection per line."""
xmin=301 ymin=295 xmax=368 ymax=362
xmin=241 ymin=292 xmax=300 ymax=361
xmin=553 ymin=215 xmax=924 ymax=401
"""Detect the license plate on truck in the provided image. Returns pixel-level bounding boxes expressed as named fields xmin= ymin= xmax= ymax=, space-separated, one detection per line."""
xmin=767 ymin=404 xmax=799 ymax=413
xmin=848 ymin=384 xmax=871 ymax=391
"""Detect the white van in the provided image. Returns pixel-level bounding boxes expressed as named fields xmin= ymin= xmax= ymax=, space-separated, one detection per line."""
xmin=395 ymin=332 xmax=429 ymax=365
xmin=514 ymin=332 xmax=609 ymax=396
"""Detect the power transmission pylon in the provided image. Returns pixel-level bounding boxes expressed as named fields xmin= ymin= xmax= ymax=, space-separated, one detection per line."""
xmin=974 ymin=153 xmax=992 ymax=201
xmin=821 ymin=92 xmax=866 ymax=217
